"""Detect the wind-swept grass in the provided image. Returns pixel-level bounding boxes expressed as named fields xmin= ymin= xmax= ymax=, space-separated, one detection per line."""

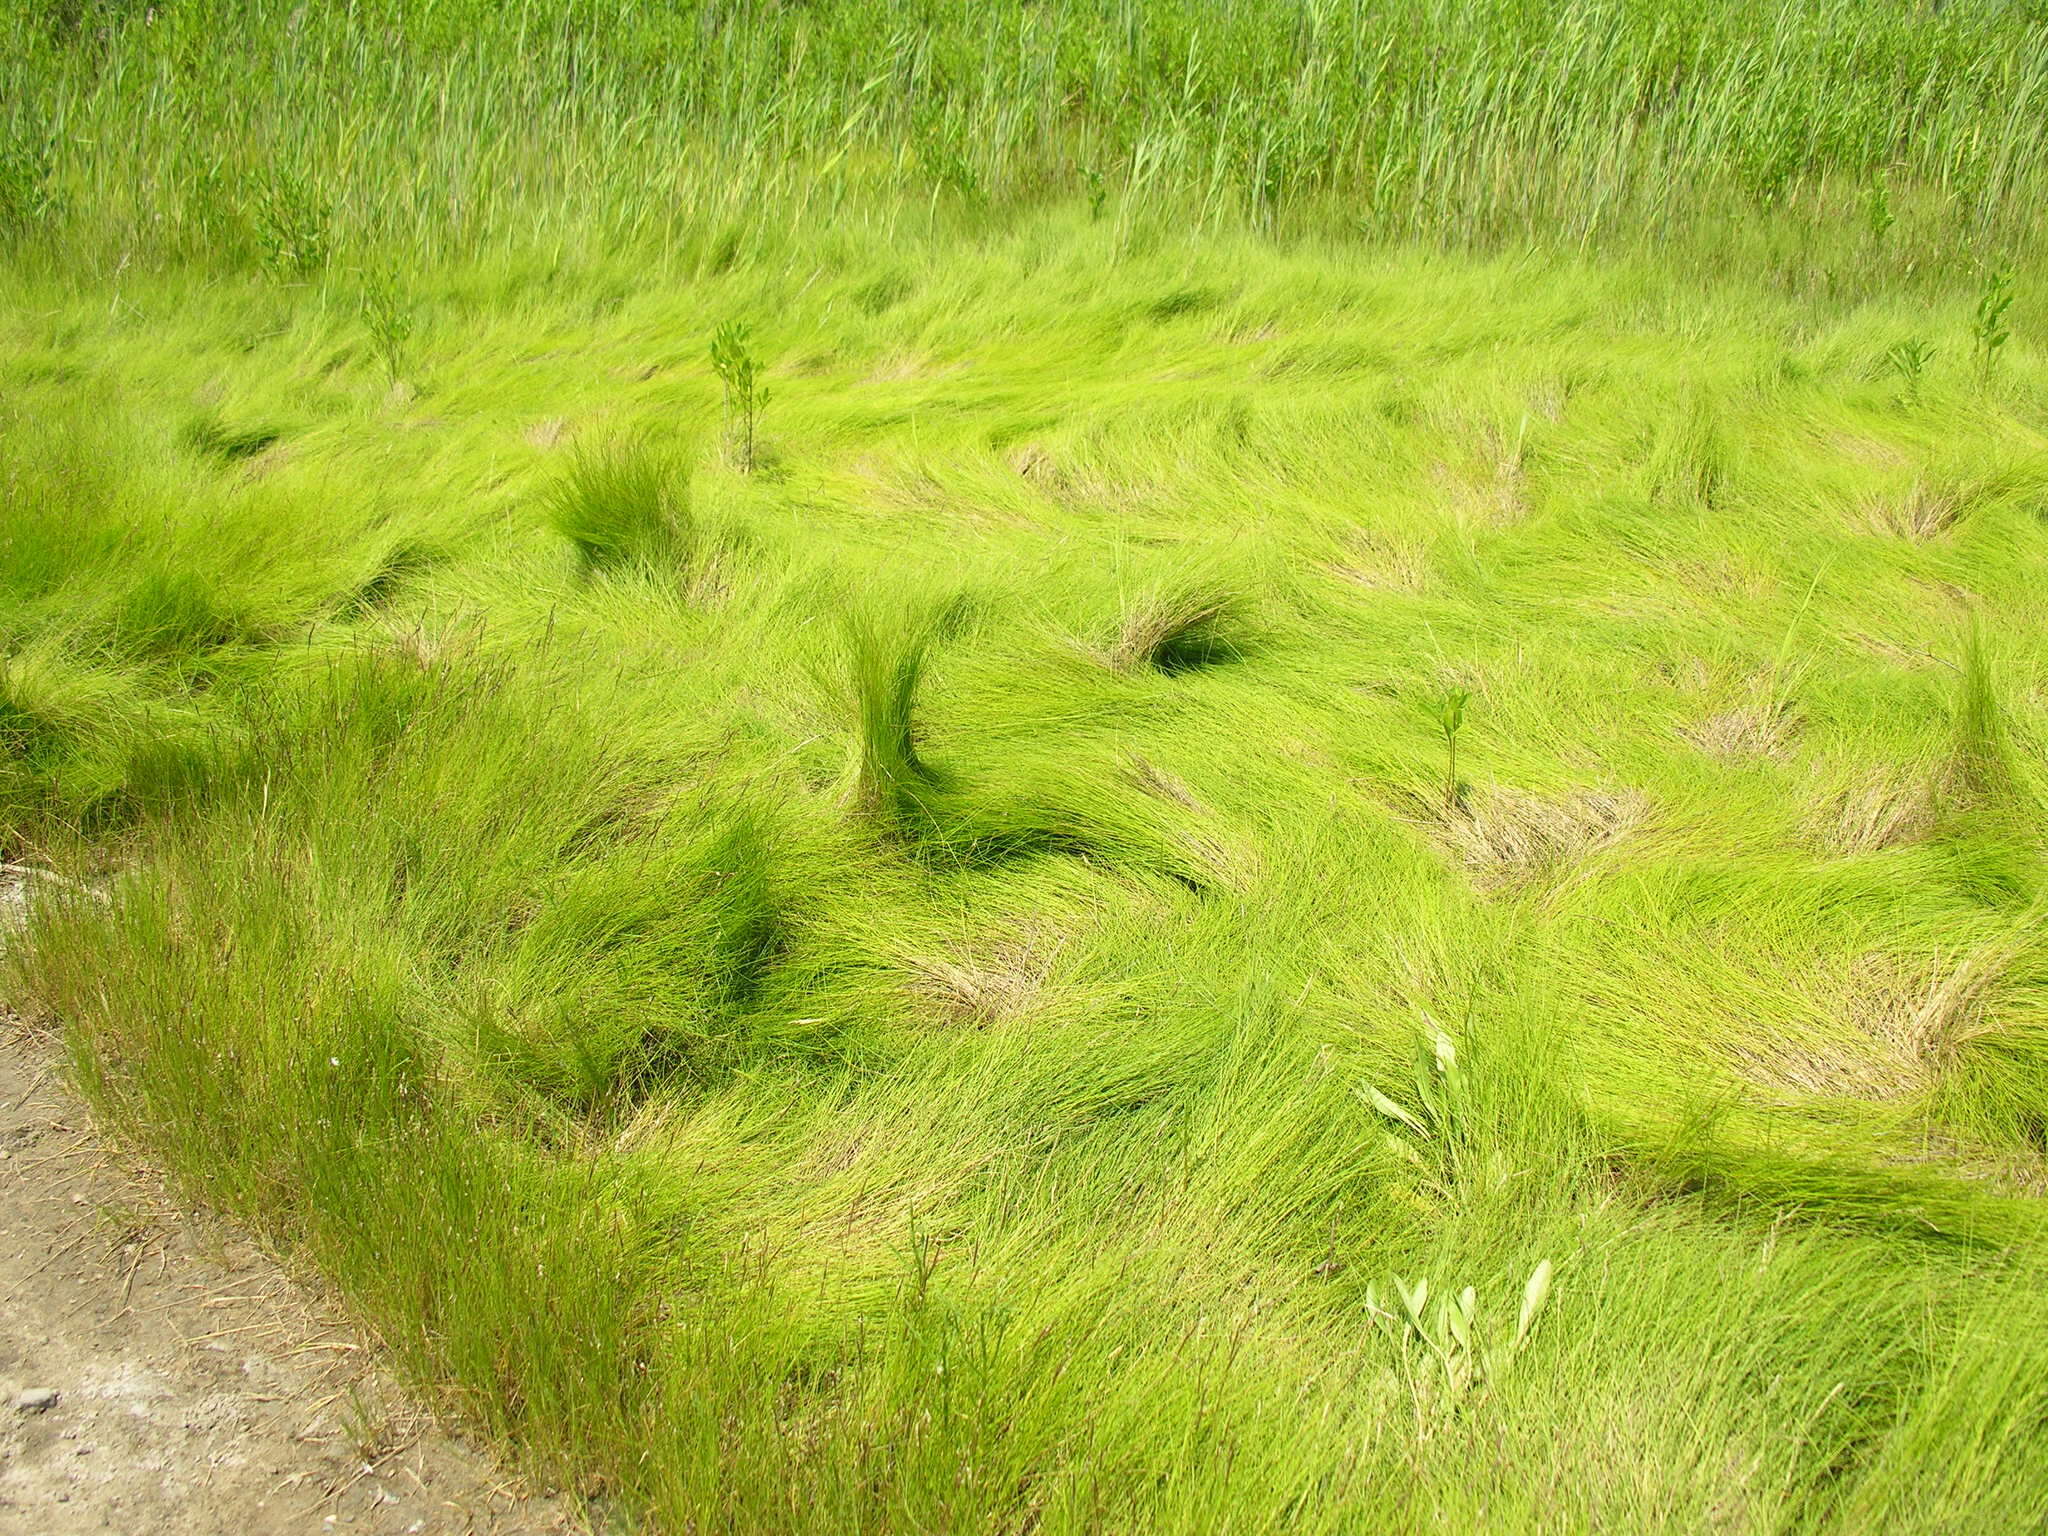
xmin=5 ymin=3 xmax=2048 ymax=1532
xmin=7 ymin=216 xmax=2048 ymax=1530
xmin=545 ymin=437 xmax=696 ymax=576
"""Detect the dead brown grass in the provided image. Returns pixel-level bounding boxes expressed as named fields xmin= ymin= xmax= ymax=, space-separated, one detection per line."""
xmin=1680 ymin=693 xmax=1798 ymax=761
xmin=904 ymin=939 xmax=1059 ymax=1029
xmin=1741 ymin=944 xmax=2016 ymax=1102
xmin=1385 ymin=782 xmax=1648 ymax=893
xmin=1428 ymin=415 xmax=1532 ymax=529
xmin=1101 ymin=583 xmax=1238 ymax=674
xmin=1327 ymin=529 xmax=1431 ymax=593
xmin=1859 ymin=478 xmax=1975 ymax=542
xmin=1804 ymin=765 xmax=1939 ymax=856
xmin=524 ymin=415 xmax=571 ymax=450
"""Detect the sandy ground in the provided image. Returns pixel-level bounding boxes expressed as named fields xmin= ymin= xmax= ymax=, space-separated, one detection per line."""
xmin=1 ymin=875 xmax=577 ymax=1535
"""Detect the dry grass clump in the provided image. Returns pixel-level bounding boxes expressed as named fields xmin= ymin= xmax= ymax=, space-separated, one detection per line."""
xmin=1102 ymin=580 xmax=1244 ymax=675
xmin=1123 ymin=753 xmax=1203 ymax=809
xmin=1394 ymin=783 xmax=1647 ymax=892
xmin=1007 ymin=442 xmax=1163 ymax=514
xmin=1843 ymin=630 xmax=1947 ymax=670
xmin=904 ymin=939 xmax=1058 ymax=1028
xmin=1741 ymin=946 xmax=2013 ymax=1102
xmin=1680 ymin=697 xmax=1798 ymax=760
xmin=1327 ymin=529 xmax=1431 ymax=593
xmin=847 ymin=456 xmax=1035 ymax=531
xmin=1803 ymin=765 xmax=1939 ymax=856
xmin=1429 ymin=416 xmax=1532 ymax=529
xmin=1448 ymin=785 xmax=1647 ymax=889
xmin=382 ymin=613 xmax=486 ymax=671
xmin=525 ymin=415 xmax=571 ymax=449
xmin=1858 ymin=478 xmax=1974 ymax=542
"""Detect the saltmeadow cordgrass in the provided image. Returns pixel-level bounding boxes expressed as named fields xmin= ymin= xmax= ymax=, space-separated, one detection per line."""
xmin=3 ymin=2 xmax=2048 ymax=1532
xmin=545 ymin=436 xmax=697 ymax=577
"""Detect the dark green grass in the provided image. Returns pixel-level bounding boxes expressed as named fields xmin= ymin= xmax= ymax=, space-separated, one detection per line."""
xmin=4 ymin=0 xmax=2047 ymax=275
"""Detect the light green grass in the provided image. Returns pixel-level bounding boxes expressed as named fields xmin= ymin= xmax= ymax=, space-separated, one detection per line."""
xmin=6 ymin=3 xmax=2048 ymax=1532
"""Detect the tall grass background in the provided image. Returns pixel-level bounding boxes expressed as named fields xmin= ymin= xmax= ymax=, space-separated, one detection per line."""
xmin=3 ymin=0 xmax=2046 ymax=275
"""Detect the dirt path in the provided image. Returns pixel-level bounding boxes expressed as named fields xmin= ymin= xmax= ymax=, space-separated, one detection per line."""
xmin=0 ymin=1005 xmax=576 ymax=1535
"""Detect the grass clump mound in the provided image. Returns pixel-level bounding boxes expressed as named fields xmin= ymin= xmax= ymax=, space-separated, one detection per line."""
xmin=1103 ymin=576 xmax=1247 ymax=675
xmin=545 ymin=437 xmax=695 ymax=576
xmin=109 ymin=564 xmax=254 ymax=659
xmin=840 ymin=607 xmax=944 ymax=832
xmin=477 ymin=805 xmax=796 ymax=1118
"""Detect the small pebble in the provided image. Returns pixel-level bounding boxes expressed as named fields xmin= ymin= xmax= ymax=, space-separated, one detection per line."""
xmin=14 ymin=1387 xmax=59 ymax=1413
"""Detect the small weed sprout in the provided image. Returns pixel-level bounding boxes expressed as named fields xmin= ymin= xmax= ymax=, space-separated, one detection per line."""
xmin=1360 ymin=1024 xmax=1464 ymax=1168
xmin=1864 ymin=172 xmax=1894 ymax=244
xmin=710 ymin=321 xmax=767 ymax=472
xmin=1431 ymin=687 xmax=1471 ymax=812
xmin=337 ymin=1384 xmax=397 ymax=1462
xmin=1359 ymin=1029 xmax=1554 ymax=1411
xmin=1972 ymin=270 xmax=2014 ymax=383
xmin=1365 ymin=1261 xmax=1556 ymax=1413
xmin=360 ymin=270 xmax=416 ymax=384
xmin=1081 ymin=164 xmax=1109 ymax=222
xmin=1883 ymin=338 xmax=1936 ymax=404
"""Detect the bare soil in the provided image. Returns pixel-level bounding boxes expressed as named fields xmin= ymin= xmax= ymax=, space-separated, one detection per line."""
xmin=0 ymin=1010 xmax=575 ymax=1535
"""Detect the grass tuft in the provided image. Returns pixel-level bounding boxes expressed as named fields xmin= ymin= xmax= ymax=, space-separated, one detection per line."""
xmin=841 ymin=608 xmax=943 ymax=831
xmin=179 ymin=410 xmax=280 ymax=464
xmin=1103 ymin=577 xmax=1246 ymax=675
xmin=544 ymin=437 xmax=694 ymax=576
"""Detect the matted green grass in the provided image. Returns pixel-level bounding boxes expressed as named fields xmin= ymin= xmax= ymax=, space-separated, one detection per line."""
xmin=6 ymin=0 xmax=2048 ymax=1528
xmin=5 ymin=216 xmax=2047 ymax=1530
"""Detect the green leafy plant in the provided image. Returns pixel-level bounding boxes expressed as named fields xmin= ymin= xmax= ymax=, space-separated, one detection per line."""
xmin=1358 ymin=1021 xmax=1478 ymax=1215
xmin=360 ymin=269 xmax=417 ymax=384
xmin=1359 ymin=1026 xmax=1555 ymax=1412
xmin=1972 ymin=270 xmax=2014 ymax=383
xmin=249 ymin=166 xmax=329 ymax=277
xmin=1081 ymin=164 xmax=1109 ymax=222
xmin=1365 ymin=1261 xmax=1556 ymax=1413
xmin=710 ymin=321 xmax=767 ymax=473
xmin=1430 ymin=687 xmax=1471 ymax=812
xmin=1883 ymin=338 xmax=1936 ymax=404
